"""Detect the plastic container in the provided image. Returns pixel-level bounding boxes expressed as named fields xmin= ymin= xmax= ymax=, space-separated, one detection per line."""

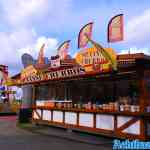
xmin=120 ymin=105 xmax=124 ymax=111
xmin=92 ymin=104 xmax=96 ymax=110
xmin=124 ymin=104 xmax=131 ymax=111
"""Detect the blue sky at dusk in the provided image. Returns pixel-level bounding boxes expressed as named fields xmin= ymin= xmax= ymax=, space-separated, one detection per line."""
xmin=0 ymin=0 xmax=149 ymax=75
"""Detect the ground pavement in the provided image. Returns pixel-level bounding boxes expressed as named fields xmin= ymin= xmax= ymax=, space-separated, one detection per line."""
xmin=0 ymin=116 xmax=113 ymax=150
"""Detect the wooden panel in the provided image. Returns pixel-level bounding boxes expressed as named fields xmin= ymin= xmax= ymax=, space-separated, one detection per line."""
xmin=32 ymin=107 xmax=148 ymax=140
xmin=117 ymin=116 xmax=140 ymax=135
xmin=65 ymin=112 xmax=77 ymax=125
xmin=53 ymin=111 xmax=63 ymax=123
xmin=122 ymin=120 xmax=140 ymax=135
xmin=117 ymin=116 xmax=132 ymax=128
xmin=147 ymin=121 xmax=150 ymax=136
xmin=33 ymin=109 xmax=41 ymax=119
xmin=42 ymin=110 xmax=51 ymax=121
xmin=96 ymin=114 xmax=114 ymax=130
xmin=140 ymin=118 xmax=147 ymax=140
xmin=79 ymin=113 xmax=93 ymax=127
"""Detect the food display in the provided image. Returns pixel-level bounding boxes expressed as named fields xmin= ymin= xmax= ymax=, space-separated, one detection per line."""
xmin=36 ymin=100 xmax=72 ymax=108
xmin=36 ymin=97 xmax=140 ymax=112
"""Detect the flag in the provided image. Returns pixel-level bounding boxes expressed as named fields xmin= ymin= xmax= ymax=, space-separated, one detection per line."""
xmin=57 ymin=40 xmax=70 ymax=60
xmin=78 ymin=22 xmax=93 ymax=48
xmin=107 ymin=14 xmax=123 ymax=43
xmin=37 ymin=44 xmax=45 ymax=64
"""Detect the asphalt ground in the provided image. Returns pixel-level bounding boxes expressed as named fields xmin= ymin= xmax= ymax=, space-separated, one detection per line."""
xmin=0 ymin=116 xmax=113 ymax=150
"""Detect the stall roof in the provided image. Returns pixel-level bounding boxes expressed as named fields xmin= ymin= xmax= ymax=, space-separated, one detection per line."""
xmin=117 ymin=53 xmax=150 ymax=61
xmin=34 ymin=63 xmax=50 ymax=71
xmin=31 ymin=58 xmax=79 ymax=72
xmin=11 ymin=73 xmax=20 ymax=80
xmin=11 ymin=58 xmax=79 ymax=78
xmin=11 ymin=53 xmax=150 ymax=82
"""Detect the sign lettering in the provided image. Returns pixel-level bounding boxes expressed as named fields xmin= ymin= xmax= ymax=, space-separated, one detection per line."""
xmin=22 ymin=67 xmax=85 ymax=84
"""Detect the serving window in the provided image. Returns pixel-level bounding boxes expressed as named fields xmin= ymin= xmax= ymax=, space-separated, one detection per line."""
xmin=35 ymin=76 xmax=140 ymax=112
xmin=67 ymin=78 xmax=140 ymax=104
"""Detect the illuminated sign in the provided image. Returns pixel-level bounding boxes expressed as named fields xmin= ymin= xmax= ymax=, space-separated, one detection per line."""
xmin=75 ymin=46 xmax=116 ymax=72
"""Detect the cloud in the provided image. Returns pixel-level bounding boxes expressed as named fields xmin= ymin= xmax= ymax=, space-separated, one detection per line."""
xmin=1 ymin=0 xmax=48 ymax=27
xmin=0 ymin=0 xmax=73 ymax=75
xmin=0 ymin=28 xmax=58 ymax=75
xmin=0 ymin=0 xmax=72 ymax=30
xmin=18 ymin=36 xmax=58 ymax=59
xmin=0 ymin=28 xmax=36 ymax=64
xmin=125 ymin=9 xmax=150 ymax=46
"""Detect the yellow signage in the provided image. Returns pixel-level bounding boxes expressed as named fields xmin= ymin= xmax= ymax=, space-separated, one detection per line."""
xmin=21 ymin=65 xmax=37 ymax=80
xmin=75 ymin=46 xmax=116 ymax=72
xmin=4 ymin=78 xmax=20 ymax=86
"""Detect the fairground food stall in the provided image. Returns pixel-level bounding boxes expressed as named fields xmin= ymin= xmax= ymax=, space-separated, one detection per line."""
xmin=9 ymin=44 xmax=150 ymax=140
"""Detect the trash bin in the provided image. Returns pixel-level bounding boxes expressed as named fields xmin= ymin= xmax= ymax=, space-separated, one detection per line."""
xmin=18 ymin=108 xmax=32 ymax=123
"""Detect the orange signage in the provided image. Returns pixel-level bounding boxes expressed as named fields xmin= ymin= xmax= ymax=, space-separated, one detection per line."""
xmin=75 ymin=46 xmax=116 ymax=72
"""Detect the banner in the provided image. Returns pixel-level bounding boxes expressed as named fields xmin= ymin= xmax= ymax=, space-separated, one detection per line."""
xmin=107 ymin=14 xmax=123 ymax=43
xmin=37 ymin=44 xmax=45 ymax=64
xmin=57 ymin=40 xmax=70 ymax=60
xmin=78 ymin=22 xmax=93 ymax=48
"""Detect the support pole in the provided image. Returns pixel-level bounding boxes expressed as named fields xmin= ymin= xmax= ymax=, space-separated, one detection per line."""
xmin=138 ymin=69 xmax=148 ymax=140
xmin=32 ymin=85 xmax=36 ymax=106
